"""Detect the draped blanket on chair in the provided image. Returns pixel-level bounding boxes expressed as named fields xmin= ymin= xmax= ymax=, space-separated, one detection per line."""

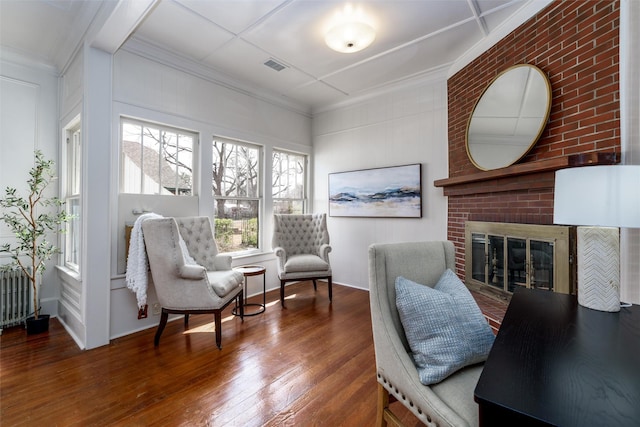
xmin=126 ymin=212 xmax=162 ymax=309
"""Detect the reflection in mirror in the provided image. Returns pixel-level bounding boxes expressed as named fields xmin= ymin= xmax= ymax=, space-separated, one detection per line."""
xmin=466 ymin=64 xmax=552 ymax=170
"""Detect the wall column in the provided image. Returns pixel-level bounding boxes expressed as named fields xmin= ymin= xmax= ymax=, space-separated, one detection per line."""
xmin=82 ymin=46 xmax=112 ymax=348
xmin=620 ymin=0 xmax=640 ymax=304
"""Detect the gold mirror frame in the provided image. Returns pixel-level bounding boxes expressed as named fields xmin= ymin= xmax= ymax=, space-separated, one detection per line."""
xmin=466 ymin=64 xmax=552 ymax=171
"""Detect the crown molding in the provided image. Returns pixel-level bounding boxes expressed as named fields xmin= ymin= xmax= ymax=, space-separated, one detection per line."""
xmin=312 ymin=63 xmax=450 ymax=115
xmin=0 ymin=47 xmax=60 ymax=76
xmin=121 ymin=37 xmax=312 ymax=118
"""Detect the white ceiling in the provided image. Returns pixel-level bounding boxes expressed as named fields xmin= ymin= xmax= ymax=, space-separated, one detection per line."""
xmin=0 ymin=0 xmax=538 ymax=112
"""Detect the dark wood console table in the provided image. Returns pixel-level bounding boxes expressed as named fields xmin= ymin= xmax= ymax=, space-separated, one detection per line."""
xmin=474 ymin=288 xmax=640 ymax=426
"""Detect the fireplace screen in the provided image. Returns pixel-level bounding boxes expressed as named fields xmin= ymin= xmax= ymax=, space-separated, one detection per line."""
xmin=466 ymin=222 xmax=574 ymax=296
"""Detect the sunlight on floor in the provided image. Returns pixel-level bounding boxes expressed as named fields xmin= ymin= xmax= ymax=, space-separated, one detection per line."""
xmin=182 ymin=314 xmax=237 ymax=334
xmin=182 ymin=294 xmax=299 ymax=334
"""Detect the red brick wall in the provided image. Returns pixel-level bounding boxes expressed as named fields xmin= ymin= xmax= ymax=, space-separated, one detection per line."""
xmin=447 ymin=0 xmax=620 ymax=276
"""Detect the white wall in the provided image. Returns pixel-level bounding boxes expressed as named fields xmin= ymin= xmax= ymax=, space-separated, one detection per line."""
xmin=312 ymin=73 xmax=450 ymax=290
xmin=0 ymin=56 xmax=60 ymax=317
xmin=620 ymin=0 xmax=640 ymax=305
xmin=107 ymin=48 xmax=312 ymax=339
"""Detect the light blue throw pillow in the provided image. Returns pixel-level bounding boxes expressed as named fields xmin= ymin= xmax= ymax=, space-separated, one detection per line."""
xmin=395 ymin=269 xmax=495 ymax=385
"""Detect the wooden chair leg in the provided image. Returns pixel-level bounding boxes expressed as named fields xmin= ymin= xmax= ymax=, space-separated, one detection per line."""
xmin=377 ymin=383 xmax=404 ymax=427
xmin=214 ymin=311 xmax=222 ymax=350
xmin=377 ymin=383 xmax=389 ymax=427
xmin=280 ymin=280 xmax=286 ymax=307
xmin=154 ymin=311 xmax=169 ymax=346
xmin=328 ymin=276 xmax=333 ymax=301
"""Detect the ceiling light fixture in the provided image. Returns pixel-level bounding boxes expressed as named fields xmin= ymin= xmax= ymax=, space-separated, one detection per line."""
xmin=325 ymin=4 xmax=376 ymax=54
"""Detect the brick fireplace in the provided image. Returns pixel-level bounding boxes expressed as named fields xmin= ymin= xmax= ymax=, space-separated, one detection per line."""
xmin=438 ymin=0 xmax=621 ymax=289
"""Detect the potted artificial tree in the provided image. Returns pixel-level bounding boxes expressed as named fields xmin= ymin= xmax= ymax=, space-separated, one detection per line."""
xmin=0 ymin=150 xmax=72 ymax=334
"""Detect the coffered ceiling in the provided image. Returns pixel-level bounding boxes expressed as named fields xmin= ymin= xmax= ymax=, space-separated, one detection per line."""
xmin=0 ymin=0 xmax=546 ymax=112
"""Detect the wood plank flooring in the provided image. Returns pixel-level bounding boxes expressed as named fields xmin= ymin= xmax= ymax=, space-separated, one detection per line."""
xmin=1 ymin=282 xmax=423 ymax=427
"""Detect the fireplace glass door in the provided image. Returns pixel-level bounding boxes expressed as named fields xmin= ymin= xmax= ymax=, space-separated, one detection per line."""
xmin=466 ymin=222 xmax=574 ymax=296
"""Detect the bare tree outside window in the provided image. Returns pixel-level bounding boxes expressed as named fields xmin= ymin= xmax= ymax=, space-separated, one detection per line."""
xmin=212 ymin=138 xmax=260 ymax=253
xmin=121 ymin=119 xmax=194 ymax=195
xmin=272 ymin=150 xmax=306 ymax=214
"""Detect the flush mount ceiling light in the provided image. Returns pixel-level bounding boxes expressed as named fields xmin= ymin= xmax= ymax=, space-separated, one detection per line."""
xmin=324 ymin=4 xmax=376 ymax=54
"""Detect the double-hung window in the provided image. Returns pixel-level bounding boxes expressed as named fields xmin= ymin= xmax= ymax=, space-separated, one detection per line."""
xmin=272 ymin=149 xmax=307 ymax=214
xmin=212 ymin=137 xmax=261 ymax=253
xmin=121 ymin=118 xmax=195 ymax=195
xmin=64 ymin=120 xmax=81 ymax=271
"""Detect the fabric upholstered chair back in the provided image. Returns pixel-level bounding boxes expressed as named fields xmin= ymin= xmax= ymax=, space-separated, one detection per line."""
xmin=369 ymin=241 xmax=456 ymax=353
xmin=272 ymin=213 xmax=329 ymax=257
xmin=368 ymin=241 xmax=484 ymax=427
xmin=140 ymin=218 xmax=182 ymax=309
xmin=141 ymin=216 xmax=243 ymax=349
xmin=175 ymin=216 xmax=220 ymax=271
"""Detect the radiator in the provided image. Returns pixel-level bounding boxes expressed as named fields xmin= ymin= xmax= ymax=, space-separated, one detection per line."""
xmin=1 ymin=268 xmax=31 ymax=329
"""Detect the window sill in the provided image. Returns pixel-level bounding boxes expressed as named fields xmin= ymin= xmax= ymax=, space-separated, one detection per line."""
xmin=231 ymin=250 xmax=275 ymax=263
xmin=56 ymin=265 xmax=81 ymax=283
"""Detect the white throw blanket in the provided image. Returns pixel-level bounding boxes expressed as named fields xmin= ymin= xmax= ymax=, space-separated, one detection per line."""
xmin=126 ymin=212 xmax=162 ymax=309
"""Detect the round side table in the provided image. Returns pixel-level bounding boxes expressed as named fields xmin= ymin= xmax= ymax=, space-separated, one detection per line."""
xmin=232 ymin=265 xmax=266 ymax=316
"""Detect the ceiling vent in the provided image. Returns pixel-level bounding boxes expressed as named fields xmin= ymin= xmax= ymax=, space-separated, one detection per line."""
xmin=264 ymin=59 xmax=287 ymax=72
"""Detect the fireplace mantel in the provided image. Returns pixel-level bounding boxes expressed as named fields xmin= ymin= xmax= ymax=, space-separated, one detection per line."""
xmin=434 ymin=152 xmax=618 ymax=196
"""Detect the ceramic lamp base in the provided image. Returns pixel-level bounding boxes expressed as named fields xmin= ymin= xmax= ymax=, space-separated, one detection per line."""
xmin=577 ymin=226 xmax=620 ymax=312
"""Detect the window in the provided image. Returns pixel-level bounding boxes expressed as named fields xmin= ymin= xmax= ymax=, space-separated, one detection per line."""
xmin=64 ymin=120 xmax=81 ymax=271
xmin=212 ymin=137 xmax=261 ymax=253
xmin=121 ymin=118 xmax=195 ymax=195
xmin=272 ymin=150 xmax=307 ymax=214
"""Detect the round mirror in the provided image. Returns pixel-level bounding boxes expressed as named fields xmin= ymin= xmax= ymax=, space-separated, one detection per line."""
xmin=466 ymin=64 xmax=552 ymax=171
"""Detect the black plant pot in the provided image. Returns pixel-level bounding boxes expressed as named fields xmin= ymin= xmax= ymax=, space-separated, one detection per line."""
xmin=26 ymin=314 xmax=50 ymax=335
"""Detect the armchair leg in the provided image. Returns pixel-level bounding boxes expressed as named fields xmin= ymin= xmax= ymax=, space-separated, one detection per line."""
xmin=214 ymin=311 xmax=222 ymax=350
xmin=238 ymin=291 xmax=244 ymax=320
xmin=184 ymin=314 xmax=190 ymax=328
xmin=280 ymin=280 xmax=286 ymax=308
xmin=154 ymin=311 xmax=169 ymax=346
xmin=377 ymin=383 xmax=389 ymax=427
xmin=328 ymin=276 xmax=333 ymax=302
xmin=312 ymin=279 xmax=317 ymax=291
xmin=377 ymin=383 xmax=404 ymax=427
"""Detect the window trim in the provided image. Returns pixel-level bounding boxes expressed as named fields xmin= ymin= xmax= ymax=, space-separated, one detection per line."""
xmin=63 ymin=117 xmax=82 ymax=272
xmin=272 ymin=148 xmax=308 ymax=215
xmin=212 ymin=136 xmax=263 ymax=255
xmin=120 ymin=117 xmax=198 ymax=196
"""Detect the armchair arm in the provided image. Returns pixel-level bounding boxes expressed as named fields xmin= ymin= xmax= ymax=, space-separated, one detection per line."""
xmin=213 ymin=254 xmax=233 ymax=271
xmin=273 ymin=246 xmax=286 ymax=271
xmin=319 ymin=243 xmax=332 ymax=262
xmin=179 ymin=264 xmax=206 ymax=280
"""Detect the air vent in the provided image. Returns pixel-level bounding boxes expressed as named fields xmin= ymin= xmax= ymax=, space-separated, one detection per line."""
xmin=264 ymin=59 xmax=287 ymax=72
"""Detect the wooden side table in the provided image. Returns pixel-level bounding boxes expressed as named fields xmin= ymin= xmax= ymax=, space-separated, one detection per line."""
xmin=232 ymin=265 xmax=266 ymax=316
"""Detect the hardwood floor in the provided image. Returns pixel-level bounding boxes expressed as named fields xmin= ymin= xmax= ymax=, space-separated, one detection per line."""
xmin=1 ymin=282 xmax=424 ymax=426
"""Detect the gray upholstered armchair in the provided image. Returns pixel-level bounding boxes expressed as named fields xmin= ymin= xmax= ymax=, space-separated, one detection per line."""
xmin=272 ymin=213 xmax=332 ymax=307
xmin=141 ymin=216 xmax=244 ymax=349
xmin=368 ymin=241 xmax=484 ymax=427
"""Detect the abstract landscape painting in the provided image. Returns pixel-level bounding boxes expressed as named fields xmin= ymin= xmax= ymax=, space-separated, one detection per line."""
xmin=329 ymin=164 xmax=422 ymax=217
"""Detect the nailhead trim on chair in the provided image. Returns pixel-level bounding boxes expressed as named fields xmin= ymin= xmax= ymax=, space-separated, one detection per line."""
xmin=378 ymin=372 xmax=432 ymax=424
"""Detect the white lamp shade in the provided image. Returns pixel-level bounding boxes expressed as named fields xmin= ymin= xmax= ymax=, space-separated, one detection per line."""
xmin=554 ymin=165 xmax=640 ymax=228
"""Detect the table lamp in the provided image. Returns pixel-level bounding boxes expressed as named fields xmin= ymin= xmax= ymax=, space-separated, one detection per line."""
xmin=554 ymin=165 xmax=640 ymax=312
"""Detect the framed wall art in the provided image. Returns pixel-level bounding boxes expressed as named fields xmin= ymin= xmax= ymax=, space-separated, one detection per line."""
xmin=328 ymin=164 xmax=422 ymax=218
